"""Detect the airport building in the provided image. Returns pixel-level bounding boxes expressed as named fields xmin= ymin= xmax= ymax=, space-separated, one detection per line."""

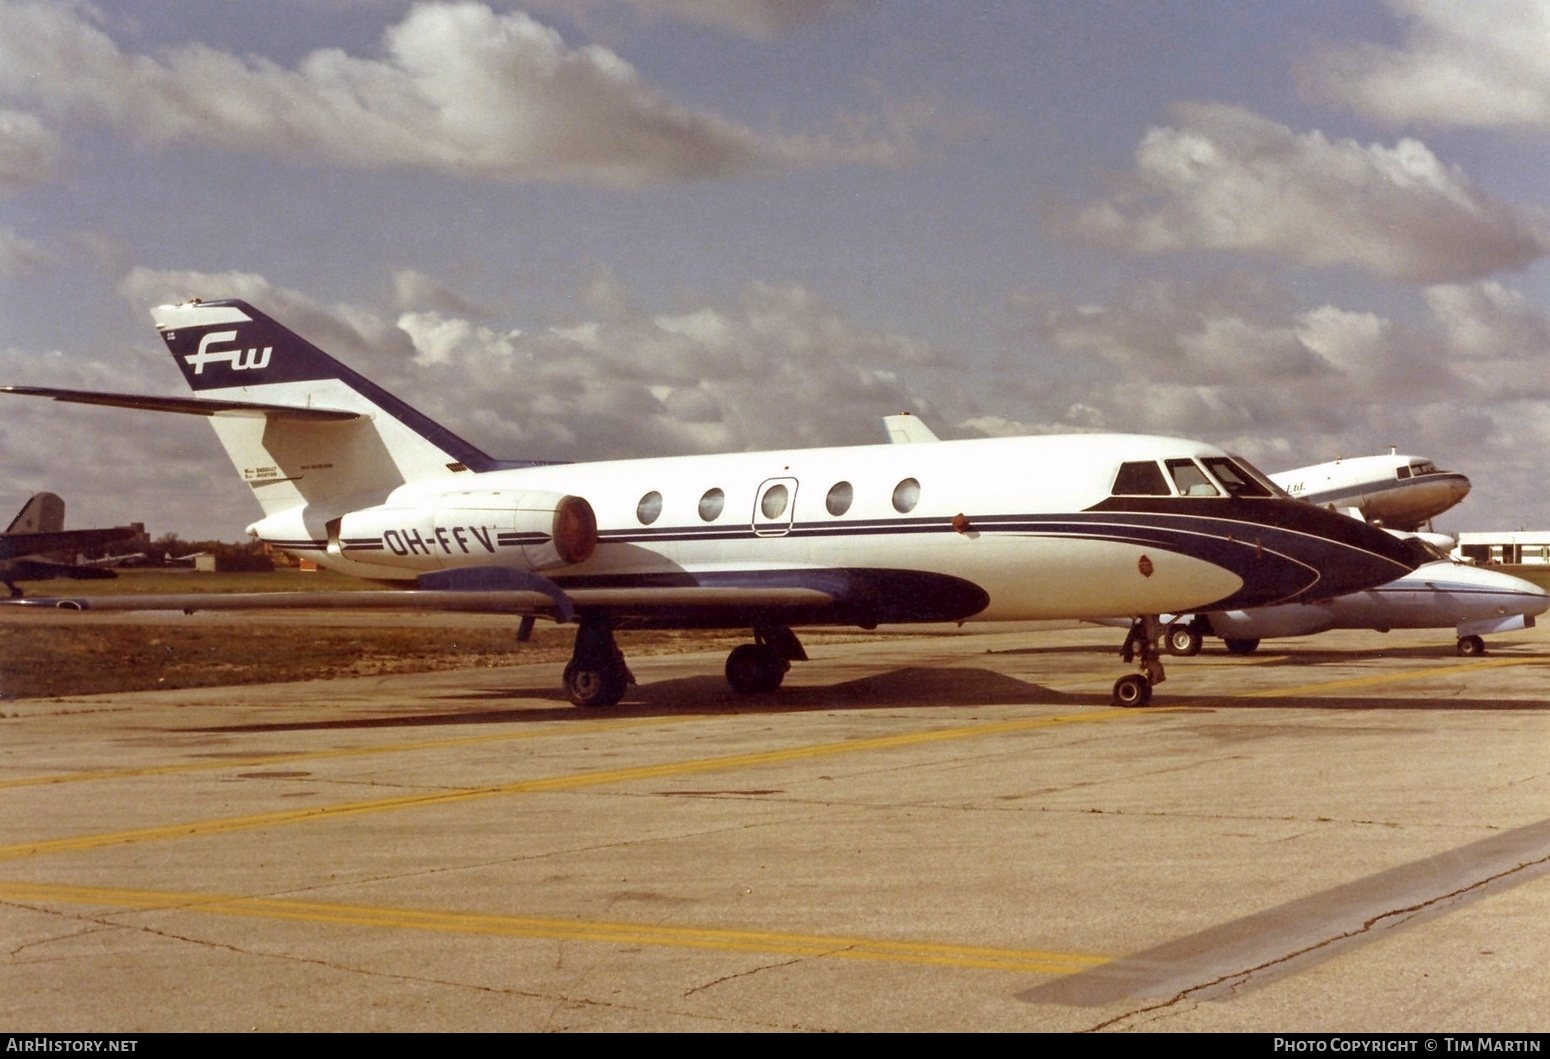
xmin=1453 ymin=531 xmax=1550 ymax=565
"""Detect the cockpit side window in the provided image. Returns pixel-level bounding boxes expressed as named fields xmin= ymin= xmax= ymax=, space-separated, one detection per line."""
xmin=1166 ymin=458 xmax=1220 ymax=497
xmin=1112 ymin=461 xmax=1171 ymax=496
xmin=1396 ymin=465 xmax=1413 ymax=480
xmin=1202 ymin=456 xmax=1272 ymax=497
xmin=1227 ymin=455 xmax=1292 ymax=498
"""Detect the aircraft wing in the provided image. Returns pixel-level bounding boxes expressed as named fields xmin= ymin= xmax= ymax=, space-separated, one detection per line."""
xmin=1 ymin=386 xmax=360 ymax=421
xmin=1 ymin=558 xmax=118 ymax=582
xmin=0 ymin=566 xmax=840 ymax=626
xmin=1 ymin=526 xmax=146 ymax=557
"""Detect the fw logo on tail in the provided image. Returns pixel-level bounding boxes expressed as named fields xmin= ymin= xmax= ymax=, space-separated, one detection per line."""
xmin=176 ymin=329 xmax=272 ymax=375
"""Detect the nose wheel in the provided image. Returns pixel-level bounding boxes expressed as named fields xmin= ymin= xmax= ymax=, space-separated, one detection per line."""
xmin=1114 ymin=615 xmax=1166 ymax=707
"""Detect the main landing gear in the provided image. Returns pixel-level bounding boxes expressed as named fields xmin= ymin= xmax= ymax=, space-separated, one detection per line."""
xmin=725 ymin=625 xmax=807 ymax=695
xmin=1114 ymin=615 xmax=1167 ymax=707
xmin=561 ymin=620 xmax=809 ymax=707
xmin=1457 ymin=634 xmax=1486 ymax=657
xmin=563 ymin=616 xmax=635 ymax=708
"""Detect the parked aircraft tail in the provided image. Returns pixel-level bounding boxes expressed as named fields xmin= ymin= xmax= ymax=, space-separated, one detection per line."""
xmin=5 ymin=492 xmax=64 ymax=534
xmin=150 ymin=299 xmax=530 ymax=519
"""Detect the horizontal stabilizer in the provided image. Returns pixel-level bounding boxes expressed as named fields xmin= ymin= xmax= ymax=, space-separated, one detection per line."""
xmin=1 ymin=386 xmax=361 ymax=421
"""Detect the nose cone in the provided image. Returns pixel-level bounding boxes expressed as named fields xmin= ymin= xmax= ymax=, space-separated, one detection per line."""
xmin=1197 ymin=498 xmax=1425 ymax=611
xmin=1441 ymin=562 xmax=1550 ymax=618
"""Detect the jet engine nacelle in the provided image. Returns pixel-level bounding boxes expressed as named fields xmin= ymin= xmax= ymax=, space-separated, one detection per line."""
xmin=336 ymin=489 xmax=596 ymax=572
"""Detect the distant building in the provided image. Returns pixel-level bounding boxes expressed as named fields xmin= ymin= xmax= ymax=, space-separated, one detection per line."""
xmin=1453 ymin=531 xmax=1550 ymax=565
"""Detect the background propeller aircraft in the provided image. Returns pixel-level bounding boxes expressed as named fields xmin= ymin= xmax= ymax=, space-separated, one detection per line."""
xmin=0 ymin=492 xmax=146 ymax=596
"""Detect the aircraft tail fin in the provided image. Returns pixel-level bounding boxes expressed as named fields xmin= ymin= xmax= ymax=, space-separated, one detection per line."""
xmin=149 ymin=299 xmax=523 ymax=521
xmin=6 ymin=492 xmax=65 ymax=535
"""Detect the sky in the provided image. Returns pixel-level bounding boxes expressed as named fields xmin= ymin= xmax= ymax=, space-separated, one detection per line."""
xmin=4 ymin=0 xmax=1550 ymax=540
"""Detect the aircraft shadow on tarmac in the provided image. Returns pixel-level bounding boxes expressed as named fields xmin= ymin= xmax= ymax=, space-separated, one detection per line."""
xmin=182 ymin=644 xmax=1550 ymax=734
xmin=183 ymin=666 xmax=1084 ymax=733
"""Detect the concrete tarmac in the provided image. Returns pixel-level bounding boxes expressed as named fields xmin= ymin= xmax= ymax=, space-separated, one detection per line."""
xmin=1 ymin=621 xmax=1548 ymax=1033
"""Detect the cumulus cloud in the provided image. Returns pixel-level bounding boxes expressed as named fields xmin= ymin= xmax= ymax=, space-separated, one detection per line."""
xmin=393 ymin=277 xmax=940 ymax=458
xmin=0 ymin=108 xmax=62 ymax=192
xmin=1063 ymin=102 xmax=1550 ymax=283
xmin=1000 ymin=276 xmax=1491 ymax=477
xmin=0 ymin=1 xmax=918 ymax=187
xmin=1304 ymin=0 xmax=1550 ymax=128
xmin=0 ymin=224 xmax=53 ymax=277
xmin=392 ymin=268 xmax=487 ymax=317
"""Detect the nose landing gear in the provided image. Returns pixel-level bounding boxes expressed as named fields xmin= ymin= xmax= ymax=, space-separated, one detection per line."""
xmin=1114 ymin=615 xmax=1166 ymax=707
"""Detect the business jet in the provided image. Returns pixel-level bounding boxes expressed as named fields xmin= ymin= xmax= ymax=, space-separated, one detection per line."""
xmin=1269 ymin=451 xmax=1469 ymax=532
xmin=2 ymin=300 xmax=1424 ymax=707
xmin=1161 ymin=552 xmax=1547 ymax=657
xmin=0 ymin=492 xmax=146 ymax=596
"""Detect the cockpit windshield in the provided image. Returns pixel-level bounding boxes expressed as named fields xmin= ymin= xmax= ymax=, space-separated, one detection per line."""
xmin=1209 ymin=456 xmax=1282 ymax=498
xmin=1165 ymin=459 xmax=1219 ymax=497
xmin=1112 ymin=455 xmax=1285 ymax=499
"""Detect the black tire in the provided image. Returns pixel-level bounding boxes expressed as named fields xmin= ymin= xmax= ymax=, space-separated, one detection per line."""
xmin=725 ymin=643 xmax=786 ymax=694
xmin=1166 ymin=622 xmax=1203 ymax=657
xmin=1457 ymin=635 xmax=1486 ymax=657
xmin=1111 ymin=674 xmax=1152 ymax=707
xmin=1223 ymin=637 xmax=1260 ymax=655
xmin=563 ymin=661 xmax=628 ymax=708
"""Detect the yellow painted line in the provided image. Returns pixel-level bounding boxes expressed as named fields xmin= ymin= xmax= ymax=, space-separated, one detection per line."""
xmin=0 ymin=707 xmax=1145 ymax=862
xmin=1240 ymin=655 xmax=1538 ymax=699
xmin=0 ymin=880 xmax=1108 ymax=975
xmin=0 ymin=716 xmax=681 ymax=790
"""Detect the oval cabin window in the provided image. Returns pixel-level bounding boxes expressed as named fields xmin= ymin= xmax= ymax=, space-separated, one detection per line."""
xmin=698 ymin=487 xmax=725 ymax=522
xmin=760 ymin=483 xmax=789 ymax=520
xmin=892 ymin=477 xmax=920 ymax=514
xmin=826 ymin=481 xmax=853 ymax=516
xmin=636 ymin=491 xmax=663 ymax=525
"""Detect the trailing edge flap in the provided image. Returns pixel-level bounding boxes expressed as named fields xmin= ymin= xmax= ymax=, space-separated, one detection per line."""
xmin=1 ymin=386 xmax=360 ymax=422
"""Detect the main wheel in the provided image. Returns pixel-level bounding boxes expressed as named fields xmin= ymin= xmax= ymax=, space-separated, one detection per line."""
xmin=1166 ymin=622 xmax=1203 ymax=657
xmin=563 ymin=661 xmax=628 ymax=708
xmin=1111 ymin=673 xmax=1152 ymax=707
xmin=1457 ymin=634 xmax=1486 ymax=657
xmin=725 ymin=643 xmax=787 ymax=694
xmin=1223 ymin=637 xmax=1260 ymax=655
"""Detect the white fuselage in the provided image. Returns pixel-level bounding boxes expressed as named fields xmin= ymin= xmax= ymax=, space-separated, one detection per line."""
xmin=1205 ymin=561 xmax=1547 ymax=641
xmin=255 ymin=433 xmax=1257 ymax=621
xmin=1271 ymin=454 xmax=1470 ymax=531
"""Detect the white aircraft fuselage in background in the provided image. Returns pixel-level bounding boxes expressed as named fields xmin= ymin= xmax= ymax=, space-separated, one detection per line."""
xmin=1270 ymin=453 xmax=1470 ymax=531
xmin=3 ymin=300 xmax=1423 ymax=707
xmin=1168 ymin=559 xmax=1547 ymax=658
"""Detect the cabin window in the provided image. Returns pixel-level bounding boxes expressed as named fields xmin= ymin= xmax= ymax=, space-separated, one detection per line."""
xmin=1201 ymin=457 xmax=1272 ymax=497
xmin=1111 ymin=461 xmax=1170 ymax=496
xmin=826 ymin=481 xmax=853 ymax=516
xmin=760 ymin=483 xmax=789 ymax=520
xmin=698 ymin=488 xmax=725 ymax=522
xmin=1166 ymin=459 xmax=1220 ymax=497
xmin=892 ymin=477 xmax=921 ymax=513
xmin=636 ymin=491 xmax=663 ymax=525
